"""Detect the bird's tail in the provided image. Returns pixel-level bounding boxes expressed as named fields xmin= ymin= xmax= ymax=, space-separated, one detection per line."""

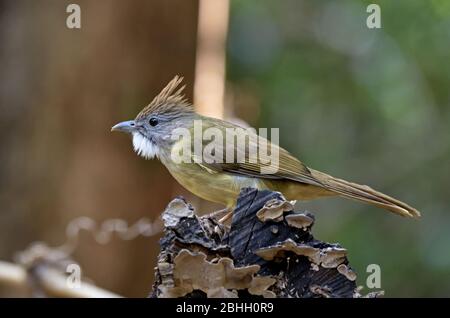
xmin=310 ymin=169 xmax=421 ymax=218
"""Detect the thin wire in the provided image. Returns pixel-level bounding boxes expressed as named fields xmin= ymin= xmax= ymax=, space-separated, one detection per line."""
xmin=58 ymin=216 xmax=164 ymax=255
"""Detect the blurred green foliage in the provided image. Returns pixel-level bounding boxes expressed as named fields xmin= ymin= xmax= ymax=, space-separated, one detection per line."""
xmin=227 ymin=0 xmax=450 ymax=297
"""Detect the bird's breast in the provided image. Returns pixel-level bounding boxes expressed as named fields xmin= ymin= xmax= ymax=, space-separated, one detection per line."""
xmin=160 ymin=158 xmax=266 ymax=207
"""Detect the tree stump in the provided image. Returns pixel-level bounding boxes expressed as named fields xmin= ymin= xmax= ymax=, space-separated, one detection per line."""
xmin=150 ymin=187 xmax=362 ymax=298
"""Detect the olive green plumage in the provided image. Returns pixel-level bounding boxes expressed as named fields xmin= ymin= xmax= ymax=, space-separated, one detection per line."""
xmin=113 ymin=76 xmax=421 ymax=218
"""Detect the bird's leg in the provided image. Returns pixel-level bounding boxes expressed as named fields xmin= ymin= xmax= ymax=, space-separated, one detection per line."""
xmin=208 ymin=207 xmax=233 ymax=224
xmin=218 ymin=209 xmax=233 ymax=224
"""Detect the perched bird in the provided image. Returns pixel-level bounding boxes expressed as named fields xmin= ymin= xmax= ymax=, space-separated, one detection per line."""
xmin=112 ymin=76 xmax=420 ymax=218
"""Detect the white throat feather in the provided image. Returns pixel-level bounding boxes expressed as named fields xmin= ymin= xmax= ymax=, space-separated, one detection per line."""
xmin=132 ymin=132 xmax=159 ymax=159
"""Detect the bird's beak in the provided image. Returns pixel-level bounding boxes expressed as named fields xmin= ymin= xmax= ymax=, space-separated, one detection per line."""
xmin=111 ymin=120 xmax=136 ymax=133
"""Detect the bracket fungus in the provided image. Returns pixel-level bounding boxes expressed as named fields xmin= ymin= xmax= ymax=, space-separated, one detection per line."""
xmin=151 ymin=188 xmax=375 ymax=298
xmin=256 ymin=197 xmax=296 ymax=222
xmin=158 ymin=250 xmax=275 ymax=298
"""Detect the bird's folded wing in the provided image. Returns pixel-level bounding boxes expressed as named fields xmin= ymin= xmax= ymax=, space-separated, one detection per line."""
xmin=190 ymin=123 xmax=323 ymax=187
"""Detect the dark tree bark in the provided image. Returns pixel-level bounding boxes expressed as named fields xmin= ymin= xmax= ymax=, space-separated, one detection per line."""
xmin=151 ymin=188 xmax=371 ymax=298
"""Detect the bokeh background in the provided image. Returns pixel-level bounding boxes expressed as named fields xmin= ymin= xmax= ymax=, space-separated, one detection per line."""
xmin=0 ymin=0 xmax=449 ymax=297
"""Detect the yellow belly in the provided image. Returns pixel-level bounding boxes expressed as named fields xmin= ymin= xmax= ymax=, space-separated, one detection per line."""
xmin=162 ymin=160 xmax=268 ymax=207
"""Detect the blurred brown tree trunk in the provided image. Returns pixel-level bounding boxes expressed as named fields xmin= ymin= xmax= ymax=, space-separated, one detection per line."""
xmin=0 ymin=0 xmax=198 ymax=297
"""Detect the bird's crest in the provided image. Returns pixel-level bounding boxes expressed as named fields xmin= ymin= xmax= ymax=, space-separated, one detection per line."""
xmin=136 ymin=75 xmax=193 ymax=119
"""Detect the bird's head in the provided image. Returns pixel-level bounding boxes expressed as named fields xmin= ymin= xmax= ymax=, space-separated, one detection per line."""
xmin=111 ymin=76 xmax=195 ymax=159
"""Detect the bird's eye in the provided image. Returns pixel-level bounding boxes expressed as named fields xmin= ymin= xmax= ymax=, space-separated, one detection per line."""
xmin=149 ymin=117 xmax=158 ymax=127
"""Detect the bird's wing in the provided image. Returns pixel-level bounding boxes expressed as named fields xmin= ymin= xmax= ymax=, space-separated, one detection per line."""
xmin=189 ymin=118 xmax=323 ymax=187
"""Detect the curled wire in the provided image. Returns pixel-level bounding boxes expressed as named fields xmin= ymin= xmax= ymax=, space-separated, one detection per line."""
xmin=59 ymin=216 xmax=164 ymax=254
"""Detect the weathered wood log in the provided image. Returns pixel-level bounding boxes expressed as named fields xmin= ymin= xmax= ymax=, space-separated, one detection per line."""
xmin=150 ymin=187 xmax=365 ymax=298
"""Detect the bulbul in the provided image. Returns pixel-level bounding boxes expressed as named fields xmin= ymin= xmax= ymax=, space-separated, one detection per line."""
xmin=112 ymin=76 xmax=420 ymax=218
